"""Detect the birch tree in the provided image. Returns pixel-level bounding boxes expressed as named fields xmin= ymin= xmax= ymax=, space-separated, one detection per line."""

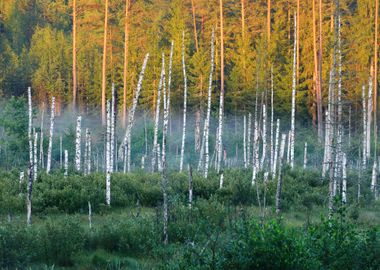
xmin=303 ymin=142 xmax=307 ymax=169
xmin=46 ymin=97 xmax=55 ymax=174
xmin=272 ymin=119 xmax=280 ymax=178
xmin=342 ymin=152 xmax=347 ymax=204
xmin=75 ymin=116 xmax=82 ymax=171
xmin=27 ymin=87 xmax=33 ymax=225
xmin=152 ymin=55 xmax=164 ymax=172
xmin=106 ymin=101 xmax=111 ymax=205
xmin=217 ymin=0 xmax=225 ymax=173
xmin=367 ymin=73 xmax=373 ymax=159
xmin=275 ymin=133 xmax=287 ymax=215
xmin=33 ymin=131 xmax=38 ymax=181
xmin=289 ymin=13 xmax=297 ymax=169
xmin=39 ymin=106 xmax=44 ymax=168
xmin=243 ymin=114 xmax=247 ymax=168
xmin=110 ymin=84 xmax=115 ymax=172
xmin=179 ymin=31 xmax=188 ymax=172
xmin=270 ymin=69 xmax=274 ymax=171
xmin=122 ymin=53 xmax=149 ymax=172
xmin=362 ymin=85 xmax=367 ymax=167
xmin=260 ymin=104 xmax=267 ymax=168
xmin=64 ymin=150 xmax=68 ymax=178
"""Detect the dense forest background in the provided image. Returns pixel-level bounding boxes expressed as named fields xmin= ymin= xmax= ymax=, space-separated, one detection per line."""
xmin=0 ymin=0 xmax=377 ymax=126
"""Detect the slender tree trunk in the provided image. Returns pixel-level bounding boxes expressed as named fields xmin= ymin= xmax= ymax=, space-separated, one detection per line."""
xmin=199 ymin=29 xmax=214 ymax=177
xmin=64 ymin=150 xmax=68 ymax=178
xmin=152 ymin=56 xmax=164 ymax=172
xmin=270 ymin=69 xmax=274 ymax=172
xmin=374 ymin=0 xmax=378 ymax=157
xmin=273 ymin=119 xmax=280 ymax=178
xmin=342 ymin=152 xmax=347 ymax=204
xmin=363 ymin=85 xmax=368 ymax=167
xmin=313 ymin=0 xmax=323 ymax=141
xmin=367 ymin=73 xmax=373 ymax=159
xmin=188 ymin=164 xmax=193 ymax=209
xmin=88 ymin=201 xmax=92 ymax=229
xmin=27 ymin=87 xmax=33 ymax=225
xmin=191 ymin=0 xmax=198 ymax=52
xmin=261 ymin=104 xmax=267 ymax=168
xmin=101 ymin=0 xmax=109 ymax=125
xmin=39 ymin=105 xmax=44 ymax=168
xmin=122 ymin=53 xmax=149 ymax=172
xmin=251 ymin=118 xmax=259 ymax=185
xmin=75 ymin=116 xmax=82 ymax=171
xmin=275 ymin=133 xmax=287 ymax=215
xmin=106 ymin=101 xmax=111 ymax=205
xmin=72 ymin=0 xmax=77 ymax=110
xmin=243 ymin=115 xmax=247 ymax=168
xmin=290 ymin=13 xmax=297 ymax=169
xmin=217 ymin=0 xmax=225 ymax=173
xmin=247 ymin=112 xmax=252 ymax=166
xmin=33 ymin=131 xmax=38 ymax=181
xmin=46 ymin=97 xmax=55 ymax=174
xmin=122 ymin=0 xmax=130 ymax=128
xmin=60 ymin=135 xmax=62 ymax=169
xmin=110 ymin=84 xmax=115 ymax=172
xmin=303 ymin=142 xmax=307 ymax=169
xmin=267 ymin=0 xmax=271 ymax=43
xmin=180 ymin=32 xmax=188 ymax=172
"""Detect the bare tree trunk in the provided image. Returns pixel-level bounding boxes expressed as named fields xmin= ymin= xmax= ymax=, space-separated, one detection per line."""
xmin=180 ymin=32 xmax=188 ymax=172
xmin=290 ymin=13 xmax=297 ymax=169
xmin=273 ymin=119 xmax=280 ymax=178
xmin=270 ymin=69 xmax=274 ymax=171
xmin=101 ymin=0 xmax=109 ymax=125
xmin=72 ymin=0 xmax=77 ymax=110
xmin=217 ymin=0 xmax=225 ymax=173
xmin=243 ymin=115 xmax=247 ymax=168
xmin=362 ymin=85 xmax=367 ymax=167
xmin=33 ymin=131 xmax=38 ymax=181
xmin=313 ymin=0 xmax=323 ymax=141
xmin=75 ymin=116 xmax=82 ymax=171
xmin=110 ymin=84 xmax=115 ymax=172
xmin=303 ymin=142 xmax=307 ymax=169
xmin=46 ymin=97 xmax=55 ymax=174
xmin=122 ymin=54 xmax=149 ymax=172
xmin=162 ymin=53 xmax=168 ymax=171
xmin=88 ymin=201 xmax=92 ymax=229
xmin=39 ymin=106 xmax=44 ymax=168
xmin=275 ymin=133 xmax=287 ymax=215
xmin=247 ymin=112 xmax=252 ymax=166
xmin=64 ymin=150 xmax=68 ymax=178
xmin=367 ymin=73 xmax=373 ymax=159
xmin=202 ymin=29 xmax=215 ymax=178
xmin=106 ymin=101 xmax=111 ymax=205
xmin=219 ymin=173 xmax=224 ymax=189
xmin=251 ymin=118 xmax=259 ymax=185
xmin=341 ymin=152 xmax=347 ymax=204
xmin=261 ymin=104 xmax=267 ymax=168
xmin=267 ymin=0 xmax=271 ymax=43
xmin=27 ymin=87 xmax=33 ymax=225
xmin=122 ymin=0 xmax=130 ymax=128
xmin=152 ymin=56 xmax=164 ymax=172
xmin=374 ymin=0 xmax=378 ymax=158
xmin=188 ymin=164 xmax=193 ymax=208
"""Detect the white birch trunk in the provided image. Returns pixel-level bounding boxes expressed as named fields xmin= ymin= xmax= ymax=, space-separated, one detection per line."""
xmin=290 ymin=13 xmax=297 ymax=169
xmin=275 ymin=133 xmax=287 ymax=215
xmin=243 ymin=115 xmax=247 ymax=168
xmin=106 ymin=101 xmax=111 ymax=205
xmin=362 ymin=85 xmax=367 ymax=167
xmin=270 ymin=68 xmax=274 ymax=172
xmin=33 ymin=131 xmax=38 ymax=181
xmin=342 ymin=152 xmax=347 ymax=204
xmin=367 ymin=75 xmax=373 ymax=159
xmin=202 ymin=29 xmax=215 ymax=178
xmin=152 ymin=56 xmax=164 ymax=172
xmin=179 ymin=31 xmax=188 ymax=172
xmin=286 ymin=130 xmax=291 ymax=164
xmin=273 ymin=119 xmax=280 ymax=179
xmin=39 ymin=107 xmax=44 ymax=168
xmin=27 ymin=87 xmax=33 ymax=225
xmin=371 ymin=161 xmax=377 ymax=194
xmin=75 ymin=116 xmax=82 ymax=171
xmin=46 ymin=97 xmax=55 ymax=174
xmin=219 ymin=173 xmax=224 ymax=189
xmin=247 ymin=113 xmax=252 ymax=166
xmin=88 ymin=201 xmax=92 ymax=229
xmin=110 ymin=84 xmax=115 ymax=173
xmin=122 ymin=53 xmax=149 ymax=172
xmin=251 ymin=119 xmax=259 ymax=185
xmin=188 ymin=164 xmax=193 ymax=208
xmin=261 ymin=104 xmax=267 ymax=168
xmin=162 ymin=52 xmax=168 ymax=171
xmin=303 ymin=142 xmax=307 ymax=169
xmin=87 ymin=131 xmax=91 ymax=174
xmin=64 ymin=150 xmax=68 ymax=178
